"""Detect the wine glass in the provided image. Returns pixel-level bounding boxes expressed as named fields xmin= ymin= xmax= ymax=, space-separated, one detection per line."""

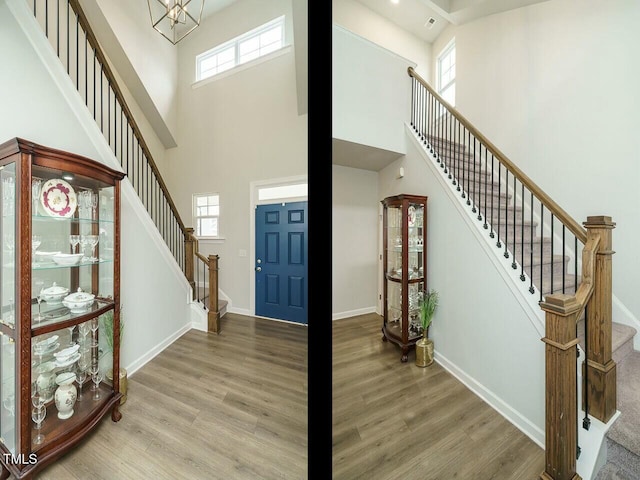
xmin=31 ymin=383 xmax=45 ymax=409
xmin=66 ymin=325 xmax=76 ymax=347
xmin=31 ymin=406 xmax=46 ymax=445
xmin=89 ymin=364 xmax=99 ymax=391
xmin=32 ymin=178 xmax=42 ymax=212
xmin=34 ymin=281 xmax=45 ymax=323
xmin=92 ymin=368 xmax=103 ymax=400
xmin=32 ymin=235 xmax=42 ymax=254
xmin=90 ymin=192 xmax=98 ymax=220
xmin=86 ymin=235 xmax=99 ymax=262
xmin=69 ymin=235 xmax=80 ymax=254
xmin=79 ymin=235 xmax=89 ymax=261
xmin=76 ymin=365 xmax=87 ymax=401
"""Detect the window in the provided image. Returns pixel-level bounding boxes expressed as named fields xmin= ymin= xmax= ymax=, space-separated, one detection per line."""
xmin=438 ymin=40 xmax=455 ymax=106
xmin=196 ymin=16 xmax=285 ymax=81
xmin=193 ymin=194 xmax=220 ymax=237
xmin=258 ymin=183 xmax=307 ymax=201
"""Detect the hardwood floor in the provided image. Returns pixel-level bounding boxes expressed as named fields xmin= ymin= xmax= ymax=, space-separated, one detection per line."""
xmin=332 ymin=313 xmax=545 ymax=480
xmin=31 ymin=313 xmax=308 ymax=480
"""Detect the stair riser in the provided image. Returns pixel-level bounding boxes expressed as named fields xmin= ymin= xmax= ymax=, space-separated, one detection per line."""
xmin=529 ymin=261 xmax=571 ymax=285
xmin=486 ymin=224 xmax=537 ymax=243
xmin=507 ymin=240 xmax=553 ymax=259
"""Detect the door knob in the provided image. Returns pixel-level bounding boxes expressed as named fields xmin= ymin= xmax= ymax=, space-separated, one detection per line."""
xmin=255 ymin=266 xmax=262 ymax=272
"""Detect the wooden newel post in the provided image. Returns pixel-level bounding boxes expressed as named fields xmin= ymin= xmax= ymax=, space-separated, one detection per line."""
xmin=208 ymin=254 xmax=220 ymax=334
xmin=582 ymin=216 xmax=616 ymax=423
xmin=540 ymin=294 xmax=582 ymax=480
xmin=185 ymin=228 xmax=196 ymax=299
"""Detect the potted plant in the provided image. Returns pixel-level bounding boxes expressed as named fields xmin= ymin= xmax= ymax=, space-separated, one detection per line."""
xmin=415 ymin=289 xmax=438 ymax=367
xmin=99 ymin=307 xmax=127 ymax=404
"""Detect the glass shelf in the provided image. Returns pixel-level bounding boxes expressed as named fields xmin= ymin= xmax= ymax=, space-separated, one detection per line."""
xmin=31 ymin=299 xmax=113 ymax=330
xmin=32 ymin=214 xmax=114 ymax=225
xmin=32 ymin=258 xmax=113 ymax=271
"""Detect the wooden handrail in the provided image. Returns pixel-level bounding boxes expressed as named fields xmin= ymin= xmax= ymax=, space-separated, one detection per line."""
xmin=408 ymin=67 xmax=587 ymax=244
xmin=69 ymin=0 xmax=186 ymax=234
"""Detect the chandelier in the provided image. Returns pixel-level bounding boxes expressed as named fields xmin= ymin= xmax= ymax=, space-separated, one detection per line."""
xmin=147 ymin=0 xmax=205 ymax=45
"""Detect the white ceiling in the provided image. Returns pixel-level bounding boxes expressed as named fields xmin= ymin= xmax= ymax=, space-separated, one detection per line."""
xmin=353 ymin=0 xmax=552 ymax=44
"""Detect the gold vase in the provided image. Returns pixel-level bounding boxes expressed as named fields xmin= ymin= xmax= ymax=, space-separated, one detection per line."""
xmin=415 ymin=337 xmax=434 ymax=367
xmin=107 ymin=368 xmax=128 ymax=405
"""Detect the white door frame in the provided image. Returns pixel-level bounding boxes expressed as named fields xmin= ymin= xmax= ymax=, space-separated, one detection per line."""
xmin=249 ymin=174 xmax=308 ymax=318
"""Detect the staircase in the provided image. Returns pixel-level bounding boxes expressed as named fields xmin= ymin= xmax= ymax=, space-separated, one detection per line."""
xmin=427 ymin=129 xmax=640 ymax=480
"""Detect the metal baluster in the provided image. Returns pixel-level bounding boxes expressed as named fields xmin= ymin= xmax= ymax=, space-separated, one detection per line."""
xmin=562 ymin=226 xmax=566 ymax=293
xmin=551 ymin=214 xmax=555 ymax=294
xmin=56 ymin=0 xmax=59 ymax=54
xmin=511 ymin=175 xmax=517 ymax=267
xmin=76 ymin=13 xmax=78 ymax=88
xmin=520 ymin=183 xmax=525 ymax=281
xmin=66 ymin=0 xmax=69 ymax=74
xmin=100 ymin=65 xmax=103 ymax=132
xmin=490 ymin=152 xmax=495 ymax=239
xmin=410 ymin=78 xmax=414 ymax=130
xmin=483 ymin=138 xmax=488 ymax=227
xmin=529 ymin=193 xmax=535 ymax=293
xmin=472 ymin=131 xmax=477 ymax=214
xmin=45 ymin=0 xmax=48 ymax=37
xmin=504 ymin=170 xmax=509 ymax=258
xmin=575 ymin=236 xmax=578 ymax=296
xmin=496 ymin=161 xmax=502 ymax=248
xmin=540 ymin=204 xmax=544 ymax=302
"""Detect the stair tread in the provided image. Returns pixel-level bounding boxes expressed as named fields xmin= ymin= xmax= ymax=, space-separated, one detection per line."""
xmin=607 ymin=351 xmax=640 ymax=461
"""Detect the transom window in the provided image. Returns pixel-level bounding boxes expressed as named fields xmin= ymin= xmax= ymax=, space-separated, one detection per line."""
xmin=193 ymin=193 xmax=220 ymax=237
xmin=196 ymin=16 xmax=285 ymax=81
xmin=438 ymin=40 xmax=456 ymax=107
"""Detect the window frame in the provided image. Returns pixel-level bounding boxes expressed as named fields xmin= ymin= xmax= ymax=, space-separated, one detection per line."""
xmin=437 ymin=39 xmax=456 ymax=107
xmin=196 ymin=15 xmax=286 ymax=82
xmin=193 ymin=193 xmax=221 ymax=239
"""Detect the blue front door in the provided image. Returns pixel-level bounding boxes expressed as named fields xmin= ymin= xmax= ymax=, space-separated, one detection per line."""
xmin=255 ymin=201 xmax=308 ymax=324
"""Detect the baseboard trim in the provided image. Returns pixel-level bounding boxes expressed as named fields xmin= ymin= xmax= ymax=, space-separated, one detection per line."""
xmin=435 ymin=349 xmax=545 ymax=448
xmin=228 ymin=307 xmax=252 ymax=316
xmin=190 ymin=302 xmax=208 ymax=332
xmin=332 ymin=306 xmax=377 ymax=321
xmin=125 ymin=322 xmax=192 ymax=377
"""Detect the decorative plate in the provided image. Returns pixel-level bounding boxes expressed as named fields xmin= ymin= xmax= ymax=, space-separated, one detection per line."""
xmin=40 ymin=179 xmax=77 ymax=218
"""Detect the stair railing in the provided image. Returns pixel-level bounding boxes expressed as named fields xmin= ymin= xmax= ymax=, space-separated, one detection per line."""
xmin=28 ymin=0 xmax=220 ymax=330
xmin=185 ymin=229 xmax=220 ymax=333
xmin=408 ymin=67 xmax=616 ymax=480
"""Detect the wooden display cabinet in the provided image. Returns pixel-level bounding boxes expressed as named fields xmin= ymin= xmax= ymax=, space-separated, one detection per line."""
xmin=0 ymin=138 xmax=125 ymax=479
xmin=381 ymin=194 xmax=428 ymax=362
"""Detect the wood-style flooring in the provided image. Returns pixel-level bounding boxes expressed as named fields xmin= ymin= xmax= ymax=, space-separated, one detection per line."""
xmin=333 ymin=313 xmax=545 ymax=480
xmin=32 ymin=313 xmax=308 ymax=480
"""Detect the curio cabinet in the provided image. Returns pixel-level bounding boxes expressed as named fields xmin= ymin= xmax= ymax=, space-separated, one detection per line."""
xmin=0 ymin=138 xmax=124 ymax=479
xmin=381 ymin=194 xmax=428 ymax=362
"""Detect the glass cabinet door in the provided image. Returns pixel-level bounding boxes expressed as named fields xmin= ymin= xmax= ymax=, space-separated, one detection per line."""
xmin=0 ymin=162 xmax=17 ymax=454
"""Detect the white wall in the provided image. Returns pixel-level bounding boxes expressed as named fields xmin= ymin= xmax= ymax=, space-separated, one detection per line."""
xmin=437 ymin=0 xmax=640 ymax=340
xmin=332 ymin=0 xmax=431 ymax=79
xmin=332 ymin=24 xmax=414 ymax=155
xmin=165 ymin=0 xmax=307 ymax=313
xmin=378 ymin=130 xmax=545 ymax=444
xmin=332 ymin=165 xmax=379 ymax=319
xmin=79 ymin=0 xmax=179 ymax=148
xmin=3 ymin=0 xmax=192 ymax=374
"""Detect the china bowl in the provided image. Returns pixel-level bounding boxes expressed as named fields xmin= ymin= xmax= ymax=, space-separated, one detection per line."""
xmin=62 ymin=288 xmax=95 ymax=313
xmin=52 ymin=253 xmax=83 ymax=267
xmin=34 ymin=251 xmax=60 ymax=262
xmin=53 ymin=344 xmax=80 ymax=362
xmin=41 ymin=282 xmax=69 ymax=305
